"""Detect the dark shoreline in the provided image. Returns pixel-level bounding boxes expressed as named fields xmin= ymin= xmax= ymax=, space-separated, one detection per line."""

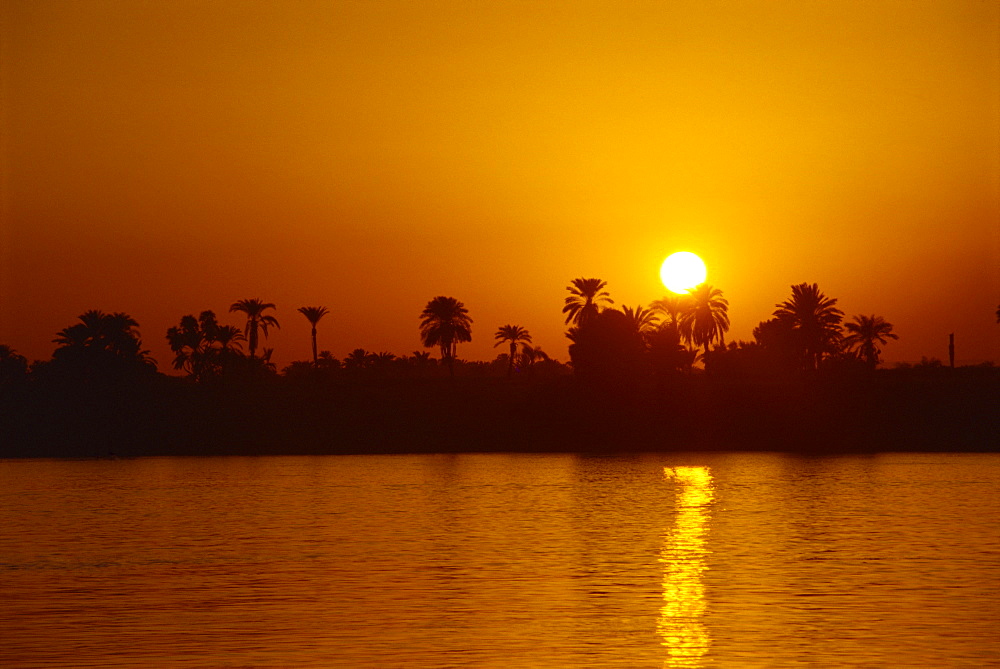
xmin=2 ymin=366 xmax=996 ymax=459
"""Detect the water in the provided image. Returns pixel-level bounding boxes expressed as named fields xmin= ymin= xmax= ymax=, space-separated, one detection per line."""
xmin=1 ymin=452 xmax=998 ymax=667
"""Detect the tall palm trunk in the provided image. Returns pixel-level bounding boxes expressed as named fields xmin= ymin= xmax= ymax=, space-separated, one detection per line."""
xmin=508 ymin=341 xmax=516 ymax=376
xmin=311 ymin=326 xmax=318 ymax=367
xmin=248 ymin=323 xmax=258 ymax=359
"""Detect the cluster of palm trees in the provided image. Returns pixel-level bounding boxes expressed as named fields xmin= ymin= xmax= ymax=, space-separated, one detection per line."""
xmin=162 ymin=294 xmax=545 ymax=380
xmin=766 ymin=283 xmax=897 ymax=369
xmin=3 ymin=274 xmax=932 ymax=387
xmin=559 ymin=277 xmax=899 ymax=372
xmin=49 ymin=310 xmax=156 ymax=371
xmin=562 ymin=277 xmax=731 ymax=361
xmin=165 ymin=299 xmax=283 ymax=380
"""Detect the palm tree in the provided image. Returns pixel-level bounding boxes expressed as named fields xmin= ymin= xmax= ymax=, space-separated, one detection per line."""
xmin=773 ymin=283 xmax=844 ymax=371
xmin=843 ymin=314 xmax=898 ymax=368
xmin=316 ymin=350 xmax=341 ymax=371
xmin=621 ymin=305 xmax=660 ymax=337
xmin=167 ymin=311 xmax=245 ymax=380
xmin=649 ymin=294 xmax=689 ymax=331
xmin=344 ymin=348 xmax=374 ymax=370
xmin=230 ymin=299 xmax=279 ymax=359
xmin=55 ymin=310 xmax=141 ymax=355
xmin=420 ymin=296 xmax=473 ymax=376
xmin=166 ymin=314 xmax=209 ymax=377
xmin=54 ymin=310 xmax=154 ymax=367
xmin=562 ymin=278 xmax=613 ymax=325
xmin=214 ymin=325 xmax=245 ymax=352
xmin=494 ymin=325 xmax=533 ymax=376
xmin=297 ymin=306 xmax=330 ymax=368
xmin=519 ymin=345 xmax=550 ymax=369
xmin=678 ymin=284 xmax=730 ymax=360
xmin=372 ymin=352 xmax=397 ymax=371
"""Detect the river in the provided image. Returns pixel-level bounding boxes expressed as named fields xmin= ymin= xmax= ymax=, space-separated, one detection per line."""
xmin=2 ymin=452 xmax=998 ymax=667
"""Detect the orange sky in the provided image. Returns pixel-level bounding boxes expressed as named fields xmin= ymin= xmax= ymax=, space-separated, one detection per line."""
xmin=2 ymin=0 xmax=998 ymax=369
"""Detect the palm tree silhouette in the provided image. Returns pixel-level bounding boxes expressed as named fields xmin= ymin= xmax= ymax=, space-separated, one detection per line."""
xmin=843 ymin=314 xmax=898 ymax=368
xmin=420 ymin=296 xmax=473 ymax=376
xmin=563 ymin=278 xmax=613 ymax=325
xmin=621 ymin=305 xmax=660 ymax=337
xmin=494 ymin=325 xmax=532 ymax=376
xmin=167 ymin=313 xmax=209 ymax=377
xmin=230 ymin=299 xmax=279 ymax=359
xmin=678 ymin=285 xmax=730 ymax=360
xmin=167 ymin=311 xmax=245 ymax=380
xmin=649 ymin=294 xmax=689 ymax=332
xmin=297 ymin=306 xmax=330 ymax=368
xmin=519 ymin=344 xmax=550 ymax=370
xmin=773 ymin=283 xmax=844 ymax=371
xmin=344 ymin=348 xmax=374 ymax=370
xmin=55 ymin=310 xmax=154 ymax=367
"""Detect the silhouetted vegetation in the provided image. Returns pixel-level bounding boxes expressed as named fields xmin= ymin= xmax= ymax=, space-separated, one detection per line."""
xmin=844 ymin=314 xmax=898 ymax=368
xmin=773 ymin=282 xmax=844 ymax=371
xmin=494 ymin=325 xmax=532 ymax=376
xmin=563 ymin=277 xmax=613 ymax=325
xmin=1 ymin=285 xmax=996 ymax=458
xmin=419 ymin=296 xmax=473 ymax=376
xmin=230 ymin=298 xmax=280 ymax=359
xmin=167 ymin=310 xmax=246 ymax=381
xmin=298 ymin=306 xmax=330 ymax=368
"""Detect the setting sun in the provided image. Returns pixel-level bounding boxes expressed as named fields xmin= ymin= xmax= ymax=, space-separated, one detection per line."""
xmin=660 ymin=252 xmax=707 ymax=295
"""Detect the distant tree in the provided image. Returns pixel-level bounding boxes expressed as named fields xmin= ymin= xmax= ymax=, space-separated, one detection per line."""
xmin=372 ymin=352 xmax=397 ymax=371
xmin=0 ymin=345 xmax=28 ymax=381
xmin=167 ymin=313 xmax=212 ymax=379
xmin=281 ymin=360 xmax=317 ymax=380
xmin=494 ymin=325 xmax=533 ymax=376
xmin=410 ymin=350 xmax=434 ymax=364
xmin=678 ymin=284 xmax=730 ymax=361
xmin=230 ymin=299 xmax=279 ymax=359
xmin=773 ymin=283 xmax=844 ymax=371
xmin=621 ymin=305 xmax=659 ymax=338
xmin=317 ymin=350 xmax=341 ymax=371
xmin=53 ymin=310 xmax=155 ymax=372
xmin=843 ymin=314 xmax=898 ymax=368
xmin=297 ymin=306 xmax=330 ymax=368
xmin=563 ymin=278 xmax=613 ymax=326
xmin=420 ymin=296 xmax=473 ymax=376
xmin=519 ymin=344 xmax=549 ymax=367
xmin=344 ymin=348 xmax=374 ymax=370
xmin=403 ymin=350 xmax=436 ymax=373
xmin=214 ymin=324 xmax=245 ymax=353
xmin=649 ymin=294 xmax=689 ymax=331
xmin=167 ymin=310 xmax=245 ymax=381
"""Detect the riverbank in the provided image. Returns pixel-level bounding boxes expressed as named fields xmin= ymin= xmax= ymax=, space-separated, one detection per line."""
xmin=1 ymin=366 xmax=996 ymax=458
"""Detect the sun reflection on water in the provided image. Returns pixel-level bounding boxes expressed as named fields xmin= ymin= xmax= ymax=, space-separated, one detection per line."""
xmin=659 ymin=466 xmax=714 ymax=668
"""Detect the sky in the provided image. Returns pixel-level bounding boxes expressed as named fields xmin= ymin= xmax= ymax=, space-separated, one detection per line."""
xmin=2 ymin=0 xmax=998 ymax=369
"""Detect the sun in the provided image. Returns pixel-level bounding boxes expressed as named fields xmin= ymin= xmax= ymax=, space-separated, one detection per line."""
xmin=660 ymin=252 xmax=707 ymax=294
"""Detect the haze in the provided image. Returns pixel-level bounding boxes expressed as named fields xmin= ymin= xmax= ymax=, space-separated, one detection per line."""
xmin=2 ymin=0 xmax=997 ymax=368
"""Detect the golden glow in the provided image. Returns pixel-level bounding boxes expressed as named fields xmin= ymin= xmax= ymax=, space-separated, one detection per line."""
xmin=659 ymin=466 xmax=714 ymax=667
xmin=660 ymin=253 xmax=708 ymax=295
xmin=2 ymin=2 xmax=997 ymax=367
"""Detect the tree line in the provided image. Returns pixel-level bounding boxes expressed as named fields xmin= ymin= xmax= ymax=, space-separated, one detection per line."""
xmin=2 ymin=283 xmax=997 ymax=387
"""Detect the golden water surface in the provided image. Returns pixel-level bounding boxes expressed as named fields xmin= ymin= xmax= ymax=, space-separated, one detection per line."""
xmin=1 ymin=452 xmax=998 ymax=667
